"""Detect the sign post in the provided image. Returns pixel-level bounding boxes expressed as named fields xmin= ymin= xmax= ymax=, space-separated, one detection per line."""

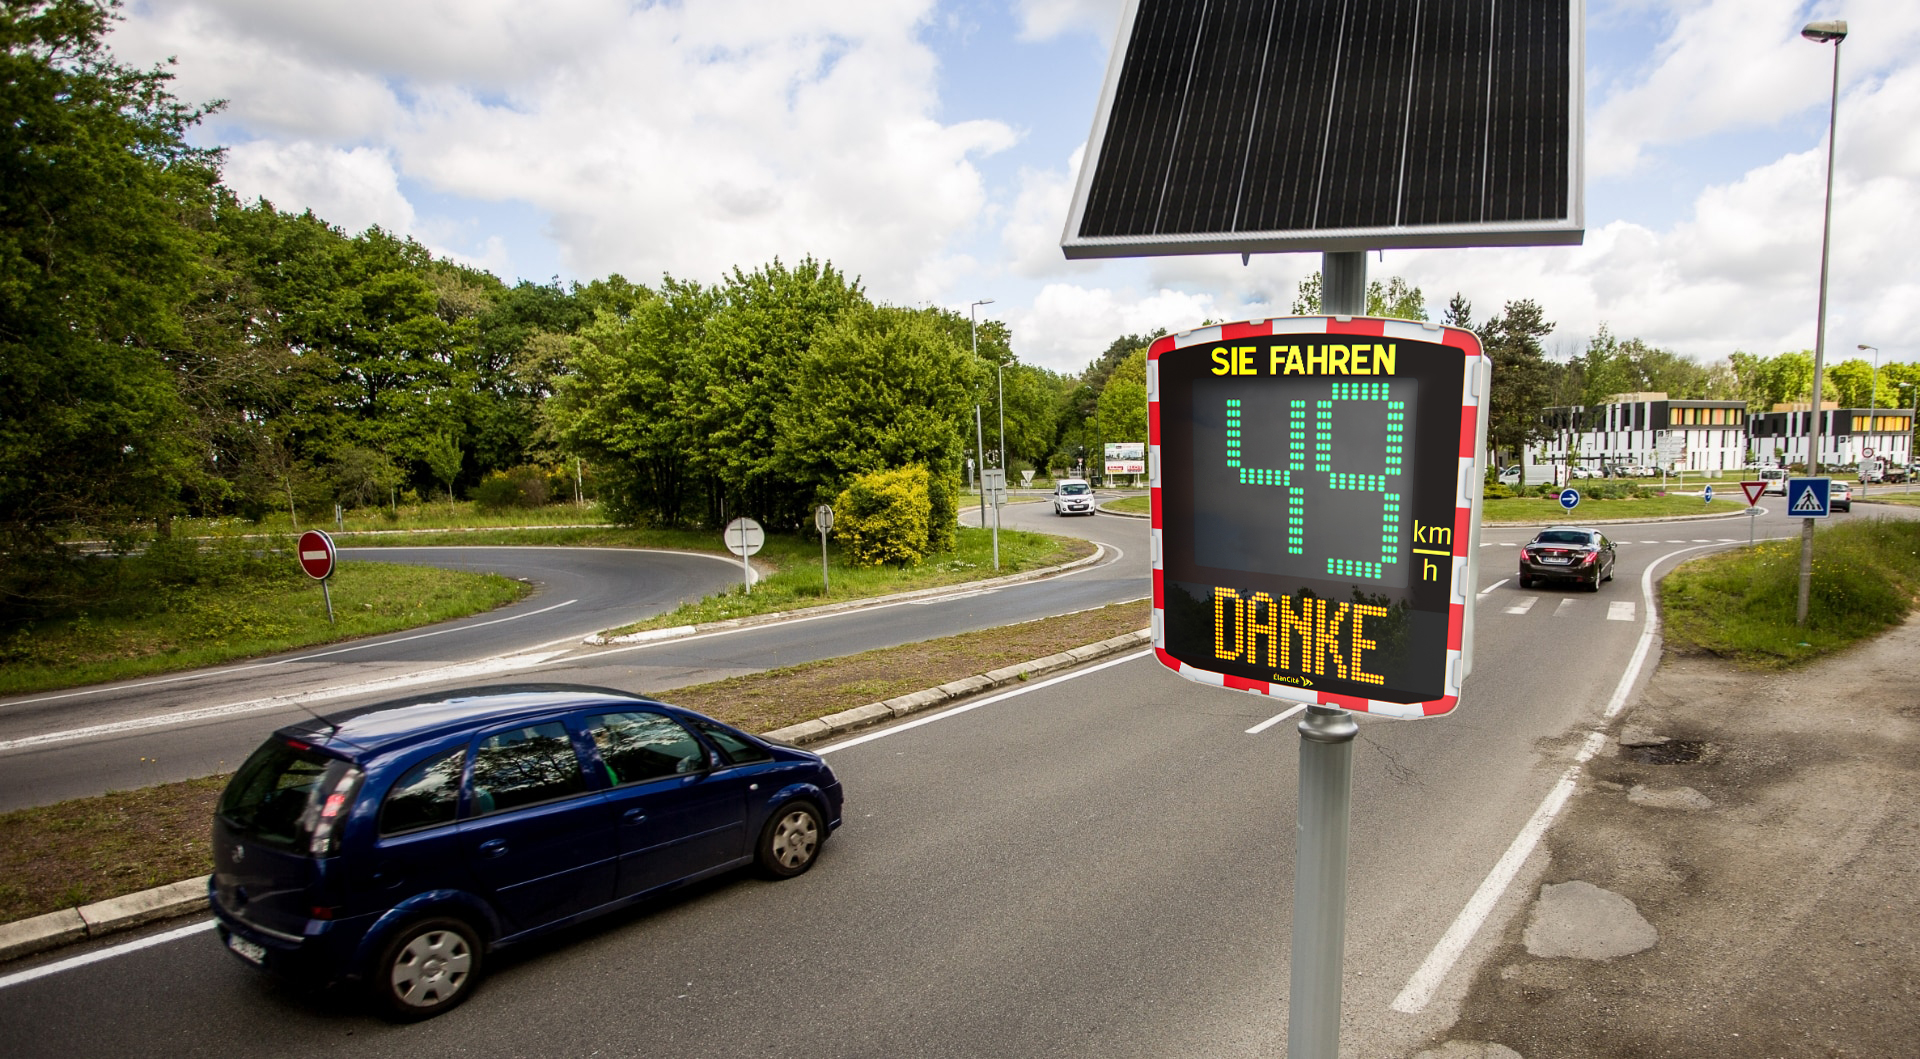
xmin=724 ymin=517 xmax=764 ymax=595
xmin=1148 ymin=319 xmax=1489 ymax=1059
xmin=814 ymin=505 xmax=834 ymax=594
xmin=1741 ymin=480 xmax=1767 ymax=547
xmin=981 ymin=469 xmax=1006 ymax=570
xmin=297 ymin=529 xmax=338 ymax=624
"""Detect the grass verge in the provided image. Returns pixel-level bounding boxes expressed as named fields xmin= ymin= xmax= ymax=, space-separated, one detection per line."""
xmin=600 ymin=525 xmax=1093 ymax=635
xmin=1661 ymin=516 xmax=1920 ymax=667
xmin=1102 ymin=495 xmax=1151 ymax=515
xmin=176 ymin=501 xmax=609 ymax=536
xmin=0 ymin=600 xmax=1150 ymax=927
xmin=0 ymin=561 xmax=529 ymax=697
xmin=1482 ymin=495 xmax=1748 ymax=522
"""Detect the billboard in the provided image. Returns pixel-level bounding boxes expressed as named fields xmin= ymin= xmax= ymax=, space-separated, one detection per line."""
xmin=1105 ymin=442 xmax=1146 ymax=475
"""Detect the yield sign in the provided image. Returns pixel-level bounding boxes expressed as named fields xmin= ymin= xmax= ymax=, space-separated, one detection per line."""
xmin=1739 ymin=481 xmax=1767 ymax=507
xmin=297 ymin=529 xmax=337 ymax=580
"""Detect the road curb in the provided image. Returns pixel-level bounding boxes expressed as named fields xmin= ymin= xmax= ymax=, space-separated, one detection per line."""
xmin=0 ymin=877 xmax=209 ymax=963
xmin=582 ymin=542 xmax=1109 ymax=646
xmin=762 ymin=628 xmax=1152 ymax=746
xmin=0 ymin=624 xmax=1153 ymax=965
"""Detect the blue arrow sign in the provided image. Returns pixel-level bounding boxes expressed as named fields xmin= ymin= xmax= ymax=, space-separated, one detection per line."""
xmin=1703 ymin=484 xmax=1713 ymax=504
xmin=1559 ymin=487 xmax=1580 ymax=510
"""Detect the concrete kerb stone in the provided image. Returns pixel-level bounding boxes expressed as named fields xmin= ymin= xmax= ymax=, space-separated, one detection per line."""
xmin=0 ymin=626 xmax=1153 ymax=965
xmin=584 ymin=543 xmax=1110 ymax=646
xmin=764 ymin=627 xmax=1151 ymax=746
xmin=0 ymin=876 xmax=209 ymax=964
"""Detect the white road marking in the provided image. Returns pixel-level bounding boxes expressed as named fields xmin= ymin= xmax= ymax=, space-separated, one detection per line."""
xmin=1390 ymin=731 xmax=1608 ymax=1014
xmin=584 ymin=544 xmax=1117 ymax=660
xmin=1503 ymin=596 xmax=1537 ymax=615
xmin=1246 ymin=703 xmax=1309 ymax=734
xmin=1476 ymin=578 xmax=1509 ymax=598
xmin=0 ymin=920 xmax=215 ymax=992
xmin=1393 ymin=541 xmax=1735 ymax=1014
xmin=0 ymin=598 xmax=580 ymax=710
xmin=908 ymin=589 xmax=996 ymax=604
xmin=1552 ymin=598 xmax=1578 ymax=617
xmin=0 ymin=650 xmax=573 ymax=753
xmin=1608 ymin=601 xmax=1636 ymax=622
xmin=816 ymin=648 xmax=1151 ymax=756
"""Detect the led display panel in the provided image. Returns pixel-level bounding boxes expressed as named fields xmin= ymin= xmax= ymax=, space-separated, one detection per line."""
xmin=1062 ymin=0 xmax=1584 ymax=258
xmin=1150 ymin=318 xmax=1489 ymax=717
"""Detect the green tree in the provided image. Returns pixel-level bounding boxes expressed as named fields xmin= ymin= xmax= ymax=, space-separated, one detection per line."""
xmin=1095 ymin=349 xmax=1150 ymax=459
xmin=1 ymin=0 xmax=223 ymax=617
xmin=1290 ymin=272 xmax=1428 ymax=319
xmin=1482 ymin=300 xmax=1557 ymax=472
xmin=773 ymin=305 xmax=975 ymax=550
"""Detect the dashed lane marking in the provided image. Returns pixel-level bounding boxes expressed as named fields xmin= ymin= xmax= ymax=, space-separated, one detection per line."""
xmin=1552 ymin=598 xmax=1578 ymax=618
xmin=1504 ymin=596 xmax=1538 ymax=615
xmin=1608 ymin=601 xmax=1636 ymax=622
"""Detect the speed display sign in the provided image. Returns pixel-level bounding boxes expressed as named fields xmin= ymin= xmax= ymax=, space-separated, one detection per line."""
xmin=1150 ymin=318 xmax=1489 ymax=718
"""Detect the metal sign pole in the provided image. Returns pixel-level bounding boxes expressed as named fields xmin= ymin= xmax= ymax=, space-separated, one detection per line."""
xmin=976 ymin=406 xmax=988 ymax=533
xmin=321 ymin=576 xmax=336 ymax=624
xmin=1289 ymin=705 xmax=1358 ymax=1059
xmin=741 ymin=527 xmax=751 ymax=595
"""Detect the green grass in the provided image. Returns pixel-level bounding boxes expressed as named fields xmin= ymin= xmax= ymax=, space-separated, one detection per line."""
xmin=0 ymin=558 xmax=529 ymax=696
xmin=1102 ymin=495 xmax=1152 ymax=515
xmin=1482 ymin=494 xmax=1749 ymax=522
xmin=602 ymin=525 xmax=1093 ymax=635
xmin=175 ymin=500 xmax=608 ymax=537
xmin=1661 ymin=517 xmax=1920 ymax=667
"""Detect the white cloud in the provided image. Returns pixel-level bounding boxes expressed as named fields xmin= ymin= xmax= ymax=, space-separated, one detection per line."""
xmin=112 ymin=0 xmax=1018 ymax=303
xmin=1012 ymin=0 xmax=1125 ymax=43
xmin=220 ymin=142 xmax=416 ymax=237
xmin=1588 ymin=0 xmax=1920 ymax=178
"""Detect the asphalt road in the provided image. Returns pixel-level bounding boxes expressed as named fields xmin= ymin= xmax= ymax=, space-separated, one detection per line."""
xmin=0 ymin=514 xmax=1147 ymax=810
xmin=7 ymin=500 xmax=1910 ymax=1057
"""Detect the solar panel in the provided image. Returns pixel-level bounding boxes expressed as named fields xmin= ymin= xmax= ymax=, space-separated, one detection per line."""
xmin=1062 ymin=0 xmax=1584 ymax=259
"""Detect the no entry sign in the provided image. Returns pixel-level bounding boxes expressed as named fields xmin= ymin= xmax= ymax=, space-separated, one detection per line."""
xmin=297 ymin=529 xmax=337 ymax=580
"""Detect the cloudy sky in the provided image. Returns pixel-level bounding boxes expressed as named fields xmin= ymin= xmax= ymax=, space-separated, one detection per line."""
xmin=112 ymin=0 xmax=1919 ymax=376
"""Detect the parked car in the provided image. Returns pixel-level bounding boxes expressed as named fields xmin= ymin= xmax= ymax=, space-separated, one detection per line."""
xmin=1517 ymin=526 xmax=1616 ymax=591
xmin=1832 ymin=481 xmax=1853 ymax=511
xmin=1052 ymin=478 xmax=1096 ymax=515
xmin=210 ymin=685 xmax=844 ymax=1020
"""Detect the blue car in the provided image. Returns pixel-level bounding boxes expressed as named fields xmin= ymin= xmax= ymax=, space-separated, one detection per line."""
xmin=210 ymin=684 xmax=843 ymax=1019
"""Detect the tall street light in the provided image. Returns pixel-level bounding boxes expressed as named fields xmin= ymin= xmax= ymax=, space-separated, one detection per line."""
xmin=1795 ymin=17 xmax=1847 ymax=627
xmin=1860 ymin=342 xmax=1880 ymax=489
xmin=971 ymin=298 xmax=998 ymax=569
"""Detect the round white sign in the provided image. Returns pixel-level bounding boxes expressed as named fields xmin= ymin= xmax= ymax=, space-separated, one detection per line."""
xmin=724 ymin=517 xmax=765 ymax=557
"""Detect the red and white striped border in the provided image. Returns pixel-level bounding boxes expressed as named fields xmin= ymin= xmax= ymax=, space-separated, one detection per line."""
xmin=1146 ymin=316 xmax=1489 ymax=719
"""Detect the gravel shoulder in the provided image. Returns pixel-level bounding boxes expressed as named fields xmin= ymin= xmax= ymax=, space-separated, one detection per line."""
xmin=1424 ymin=616 xmax=1920 ymax=1058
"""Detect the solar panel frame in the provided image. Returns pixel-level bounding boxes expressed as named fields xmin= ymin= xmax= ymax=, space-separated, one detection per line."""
xmin=1062 ymin=0 xmax=1585 ymax=259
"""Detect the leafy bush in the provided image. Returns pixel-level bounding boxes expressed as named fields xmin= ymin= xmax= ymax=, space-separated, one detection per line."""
xmin=1482 ymin=482 xmax=1515 ymax=500
xmin=472 ymin=466 xmax=553 ymax=512
xmin=834 ymin=466 xmax=931 ymax=567
xmin=926 ymin=469 xmax=959 ymax=553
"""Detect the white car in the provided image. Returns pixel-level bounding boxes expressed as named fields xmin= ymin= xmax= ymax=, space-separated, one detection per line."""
xmin=1759 ymin=468 xmax=1788 ymax=495
xmin=1052 ymin=479 xmax=1096 ymax=516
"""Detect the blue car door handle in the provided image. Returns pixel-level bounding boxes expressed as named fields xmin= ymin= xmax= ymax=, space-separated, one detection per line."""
xmin=477 ymin=838 xmax=509 ymax=858
xmin=621 ymin=808 xmax=646 ymax=824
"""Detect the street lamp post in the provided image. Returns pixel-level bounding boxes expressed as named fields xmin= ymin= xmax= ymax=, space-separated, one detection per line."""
xmin=971 ymin=298 xmax=998 ymax=569
xmin=1795 ymin=18 xmax=1847 ymax=628
xmin=1860 ymin=343 xmax=1879 ymax=493
xmin=1903 ymin=383 xmax=1918 ymax=494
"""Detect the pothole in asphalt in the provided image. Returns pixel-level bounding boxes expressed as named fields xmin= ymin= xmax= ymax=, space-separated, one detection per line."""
xmin=1622 ymin=739 xmax=1707 ymax=764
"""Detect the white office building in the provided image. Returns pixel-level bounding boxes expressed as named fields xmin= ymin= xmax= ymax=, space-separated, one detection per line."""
xmin=1526 ymin=393 xmax=1750 ymax=478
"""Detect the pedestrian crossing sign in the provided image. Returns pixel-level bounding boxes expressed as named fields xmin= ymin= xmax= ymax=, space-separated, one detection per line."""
xmin=1786 ymin=477 xmax=1831 ymax=518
